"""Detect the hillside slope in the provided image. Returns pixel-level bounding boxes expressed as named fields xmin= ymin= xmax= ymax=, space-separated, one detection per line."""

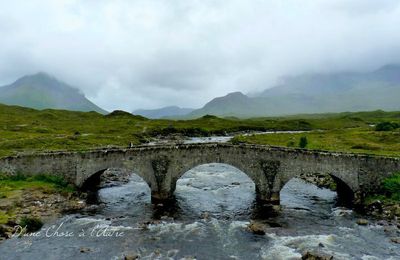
xmin=0 ymin=73 xmax=107 ymax=114
xmin=133 ymin=106 xmax=194 ymax=119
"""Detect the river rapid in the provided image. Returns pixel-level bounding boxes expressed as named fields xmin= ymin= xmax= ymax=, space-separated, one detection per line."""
xmin=0 ymin=137 xmax=399 ymax=259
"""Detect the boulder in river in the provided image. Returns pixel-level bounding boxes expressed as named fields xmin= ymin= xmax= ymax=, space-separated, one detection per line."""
xmin=79 ymin=247 xmax=91 ymax=253
xmin=247 ymin=221 xmax=267 ymax=235
xmin=391 ymin=237 xmax=400 ymax=244
xmin=356 ymin=219 xmax=369 ymax=225
xmin=124 ymin=253 xmax=140 ymax=260
xmin=302 ymin=251 xmax=333 ymax=260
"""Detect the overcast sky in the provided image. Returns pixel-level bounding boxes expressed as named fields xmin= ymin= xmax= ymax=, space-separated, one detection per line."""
xmin=1 ymin=0 xmax=400 ymax=111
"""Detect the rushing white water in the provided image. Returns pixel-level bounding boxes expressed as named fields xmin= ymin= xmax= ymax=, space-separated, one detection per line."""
xmin=0 ymin=163 xmax=399 ymax=259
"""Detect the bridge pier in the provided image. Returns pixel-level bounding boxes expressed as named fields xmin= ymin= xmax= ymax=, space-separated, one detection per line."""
xmin=256 ymin=191 xmax=280 ymax=205
xmin=150 ymin=156 xmax=175 ymax=203
xmin=151 ymin=191 xmax=175 ymax=204
xmin=150 ymin=185 xmax=282 ymax=205
xmin=255 ymin=159 xmax=282 ymax=205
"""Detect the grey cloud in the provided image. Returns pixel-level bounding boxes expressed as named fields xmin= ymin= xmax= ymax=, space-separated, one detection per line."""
xmin=1 ymin=0 xmax=400 ymax=111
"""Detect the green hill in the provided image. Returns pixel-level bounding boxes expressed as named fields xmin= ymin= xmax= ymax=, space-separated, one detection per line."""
xmin=0 ymin=72 xmax=107 ymax=114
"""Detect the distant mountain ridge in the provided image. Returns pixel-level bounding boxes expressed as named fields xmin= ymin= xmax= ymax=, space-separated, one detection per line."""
xmin=187 ymin=64 xmax=400 ymax=118
xmin=0 ymin=73 xmax=107 ymax=114
xmin=4 ymin=64 xmax=400 ymax=119
xmin=133 ymin=106 xmax=194 ymax=119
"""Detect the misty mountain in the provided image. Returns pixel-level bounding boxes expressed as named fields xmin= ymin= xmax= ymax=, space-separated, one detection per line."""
xmin=0 ymin=73 xmax=107 ymax=114
xmin=133 ymin=106 xmax=194 ymax=119
xmin=188 ymin=64 xmax=400 ymax=118
xmin=188 ymin=92 xmax=262 ymax=118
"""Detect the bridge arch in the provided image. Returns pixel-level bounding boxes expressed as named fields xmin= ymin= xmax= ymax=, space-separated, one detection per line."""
xmin=80 ymin=167 xmax=152 ymax=192
xmin=162 ymin=156 xmax=267 ymax=202
xmin=175 ymin=163 xmax=256 ymax=214
xmin=329 ymin=174 xmax=355 ymax=205
xmin=77 ymin=156 xmax=157 ymax=196
xmin=175 ymin=162 xmax=256 ymax=192
xmin=81 ymin=168 xmax=108 ymax=191
xmin=277 ymin=171 xmax=356 ymax=206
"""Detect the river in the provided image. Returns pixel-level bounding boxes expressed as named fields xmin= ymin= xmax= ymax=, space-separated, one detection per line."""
xmin=0 ymin=136 xmax=399 ymax=259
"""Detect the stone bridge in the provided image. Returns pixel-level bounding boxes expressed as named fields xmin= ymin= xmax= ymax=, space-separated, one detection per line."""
xmin=0 ymin=143 xmax=399 ymax=204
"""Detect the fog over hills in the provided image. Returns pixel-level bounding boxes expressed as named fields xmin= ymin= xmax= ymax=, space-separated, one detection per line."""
xmin=186 ymin=64 xmax=400 ymax=118
xmin=133 ymin=106 xmax=194 ymax=119
xmin=1 ymin=64 xmax=400 ymax=118
xmin=0 ymin=73 xmax=107 ymax=114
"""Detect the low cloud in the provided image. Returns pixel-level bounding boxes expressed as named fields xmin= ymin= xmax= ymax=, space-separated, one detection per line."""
xmin=1 ymin=0 xmax=400 ymax=111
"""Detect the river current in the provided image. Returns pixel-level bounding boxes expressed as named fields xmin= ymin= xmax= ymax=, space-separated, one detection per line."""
xmin=0 ymin=136 xmax=399 ymax=259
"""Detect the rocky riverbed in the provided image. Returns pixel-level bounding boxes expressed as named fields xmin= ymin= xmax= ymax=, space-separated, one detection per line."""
xmin=1 ymin=166 xmax=399 ymax=259
xmin=299 ymin=172 xmax=400 ymax=229
xmin=0 ymin=168 xmax=136 ymax=242
xmin=0 ymin=186 xmax=86 ymax=241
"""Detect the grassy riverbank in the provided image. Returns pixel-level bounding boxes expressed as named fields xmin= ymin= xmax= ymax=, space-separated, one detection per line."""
xmin=363 ymin=172 xmax=400 ymax=219
xmin=366 ymin=172 xmax=400 ymax=203
xmin=1 ymin=103 xmax=400 ymax=158
xmin=0 ymin=174 xmax=83 ymax=239
xmin=231 ymin=128 xmax=400 ymax=157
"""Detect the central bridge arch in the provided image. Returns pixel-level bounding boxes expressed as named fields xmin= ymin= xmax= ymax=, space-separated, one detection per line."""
xmin=166 ymin=156 xmax=267 ymax=202
xmin=175 ymin=163 xmax=256 ymax=215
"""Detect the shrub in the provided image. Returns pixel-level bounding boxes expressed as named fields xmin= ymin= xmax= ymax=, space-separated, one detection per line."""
xmin=231 ymin=137 xmax=244 ymax=145
xmin=287 ymin=141 xmax=295 ymax=147
xmin=351 ymin=144 xmax=380 ymax=150
xmin=0 ymin=173 xmax=73 ymax=192
xmin=0 ymin=173 xmax=27 ymax=181
xmin=201 ymin=114 xmax=219 ymax=119
xmin=29 ymin=174 xmax=69 ymax=188
xmin=106 ymin=110 xmax=147 ymax=120
xmin=19 ymin=216 xmax=43 ymax=233
xmin=375 ymin=122 xmax=399 ymax=131
xmin=299 ymin=136 xmax=308 ymax=148
xmin=383 ymin=172 xmax=400 ymax=201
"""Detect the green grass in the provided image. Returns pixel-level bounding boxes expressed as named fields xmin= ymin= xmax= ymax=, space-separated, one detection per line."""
xmin=383 ymin=172 xmax=400 ymax=201
xmin=0 ymin=211 xmax=14 ymax=225
xmin=0 ymin=174 xmax=75 ymax=197
xmin=365 ymin=172 xmax=400 ymax=205
xmin=0 ymin=103 xmax=400 ymax=158
xmin=0 ymin=173 xmax=75 ymax=224
xmin=232 ymin=128 xmax=400 ymax=157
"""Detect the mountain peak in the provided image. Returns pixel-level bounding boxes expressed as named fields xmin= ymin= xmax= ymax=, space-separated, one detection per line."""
xmin=378 ymin=64 xmax=400 ymax=71
xmin=225 ymin=91 xmax=247 ymax=98
xmin=0 ymin=73 xmax=107 ymax=114
xmin=22 ymin=71 xmax=55 ymax=80
xmin=33 ymin=71 xmax=53 ymax=78
xmin=133 ymin=106 xmax=195 ymax=119
xmin=15 ymin=72 xmax=62 ymax=87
